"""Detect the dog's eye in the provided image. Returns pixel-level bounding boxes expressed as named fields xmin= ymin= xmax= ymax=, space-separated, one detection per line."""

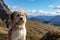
xmin=21 ymin=15 xmax=24 ymax=16
xmin=17 ymin=15 xmax=20 ymax=17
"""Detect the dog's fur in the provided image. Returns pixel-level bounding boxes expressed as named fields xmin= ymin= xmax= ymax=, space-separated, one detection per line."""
xmin=8 ymin=9 xmax=27 ymax=40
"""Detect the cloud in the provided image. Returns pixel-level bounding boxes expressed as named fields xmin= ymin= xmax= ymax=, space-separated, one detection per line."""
xmin=27 ymin=9 xmax=48 ymax=16
xmin=56 ymin=10 xmax=60 ymax=15
xmin=27 ymin=10 xmax=37 ymax=16
xmin=26 ymin=9 xmax=60 ymax=16
xmin=49 ymin=5 xmax=60 ymax=15
xmin=49 ymin=5 xmax=60 ymax=9
xmin=8 ymin=5 xmax=60 ymax=16
xmin=8 ymin=6 xmax=20 ymax=12
xmin=53 ymin=6 xmax=60 ymax=9
xmin=37 ymin=10 xmax=58 ymax=16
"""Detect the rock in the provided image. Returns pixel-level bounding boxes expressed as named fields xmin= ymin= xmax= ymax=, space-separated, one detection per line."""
xmin=0 ymin=0 xmax=11 ymax=28
xmin=41 ymin=31 xmax=60 ymax=40
xmin=0 ymin=0 xmax=11 ymax=14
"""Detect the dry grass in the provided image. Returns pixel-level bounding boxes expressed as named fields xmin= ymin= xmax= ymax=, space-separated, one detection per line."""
xmin=0 ymin=20 xmax=60 ymax=40
xmin=26 ymin=20 xmax=60 ymax=40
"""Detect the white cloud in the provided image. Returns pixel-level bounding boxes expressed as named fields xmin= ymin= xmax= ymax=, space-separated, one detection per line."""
xmin=39 ymin=10 xmax=43 ymax=12
xmin=27 ymin=10 xmax=37 ymax=16
xmin=48 ymin=5 xmax=60 ymax=15
xmin=49 ymin=5 xmax=60 ymax=9
xmin=26 ymin=9 xmax=60 ymax=16
xmin=32 ymin=10 xmax=36 ymax=13
xmin=53 ymin=6 xmax=60 ymax=9
xmin=56 ymin=10 xmax=60 ymax=15
xmin=37 ymin=10 xmax=57 ymax=16
xmin=8 ymin=6 xmax=20 ymax=12
xmin=8 ymin=5 xmax=60 ymax=16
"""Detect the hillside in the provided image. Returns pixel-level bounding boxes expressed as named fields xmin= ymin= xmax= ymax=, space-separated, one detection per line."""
xmin=0 ymin=20 xmax=60 ymax=40
xmin=50 ymin=15 xmax=60 ymax=26
xmin=26 ymin=20 xmax=60 ymax=40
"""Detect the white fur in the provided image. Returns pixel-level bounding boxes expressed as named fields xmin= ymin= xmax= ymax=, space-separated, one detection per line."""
xmin=11 ymin=24 xmax=26 ymax=40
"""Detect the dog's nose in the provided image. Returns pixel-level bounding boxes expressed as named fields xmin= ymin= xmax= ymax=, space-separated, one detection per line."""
xmin=19 ymin=17 xmax=23 ymax=20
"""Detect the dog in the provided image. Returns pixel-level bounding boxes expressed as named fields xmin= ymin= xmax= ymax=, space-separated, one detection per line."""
xmin=8 ymin=9 xmax=27 ymax=40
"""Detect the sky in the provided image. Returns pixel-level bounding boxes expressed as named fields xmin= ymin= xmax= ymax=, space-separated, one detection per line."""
xmin=4 ymin=0 xmax=60 ymax=16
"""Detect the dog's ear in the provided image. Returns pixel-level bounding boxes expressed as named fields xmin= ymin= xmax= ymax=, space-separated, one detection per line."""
xmin=11 ymin=12 xmax=16 ymax=20
xmin=11 ymin=13 xmax=14 ymax=20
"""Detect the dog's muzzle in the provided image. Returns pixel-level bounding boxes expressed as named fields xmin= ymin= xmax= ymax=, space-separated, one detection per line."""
xmin=19 ymin=17 xmax=23 ymax=21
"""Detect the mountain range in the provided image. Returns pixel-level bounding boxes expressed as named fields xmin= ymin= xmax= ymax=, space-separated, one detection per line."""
xmin=29 ymin=15 xmax=60 ymax=26
xmin=50 ymin=15 xmax=60 ymax=26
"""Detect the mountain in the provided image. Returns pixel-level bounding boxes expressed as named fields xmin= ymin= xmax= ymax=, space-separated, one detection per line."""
xmin=27 ymin=15 xmax=33 ymax=19
xmin=29 ymin=15 xmax=55 ymax=22
xmin=0 ymin=0 xmax=12 ymax=28
xmin=0 ymin=0 xmax=11 ymax=14
xmin=50 ymin=15 xmax=60 ymax=26
xmin=0 ymin=0 xmax=11 ymax=21
xmin=29 ymin=15 xmax=60 ymax=26
xmin=0 ymin=20 xmax=60 ymax=40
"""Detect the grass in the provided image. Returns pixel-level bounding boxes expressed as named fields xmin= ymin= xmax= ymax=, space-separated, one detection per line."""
xmin=0 ymin=20 xmax=60 ymax=40
xmin=26 ymin=20 xmax=60 ymax=40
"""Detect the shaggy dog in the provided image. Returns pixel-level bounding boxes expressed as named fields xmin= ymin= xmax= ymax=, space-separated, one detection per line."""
xmin=8 ymin=9 xmax=27 ymax=40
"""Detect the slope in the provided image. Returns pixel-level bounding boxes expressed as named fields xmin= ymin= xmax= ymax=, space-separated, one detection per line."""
xmin=0 ymin=20 xmax=60 ymax=40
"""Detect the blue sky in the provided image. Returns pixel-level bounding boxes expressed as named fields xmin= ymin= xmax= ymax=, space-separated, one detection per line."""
xmin=4 ymin=0 xmax=60 ymax=16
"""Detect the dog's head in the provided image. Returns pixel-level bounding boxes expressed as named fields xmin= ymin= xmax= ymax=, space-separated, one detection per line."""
xmin=11 ymin=9 xmax=27 ymax=25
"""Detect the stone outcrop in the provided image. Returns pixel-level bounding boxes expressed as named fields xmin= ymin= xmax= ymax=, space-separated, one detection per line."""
xmin=0 ymin=0 xmax=11 ymax=28
xmin=0 ymin=0 xmax=11 ymax=20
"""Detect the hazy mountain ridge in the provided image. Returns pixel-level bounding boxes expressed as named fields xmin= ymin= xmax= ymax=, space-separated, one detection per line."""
xmin=50 ymin=15 xmax=60 ymax=26
xmin=29 ymin=15 xmax=60 ymax=26
xmin=29 ymin=16 xmax=55 ymax=22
